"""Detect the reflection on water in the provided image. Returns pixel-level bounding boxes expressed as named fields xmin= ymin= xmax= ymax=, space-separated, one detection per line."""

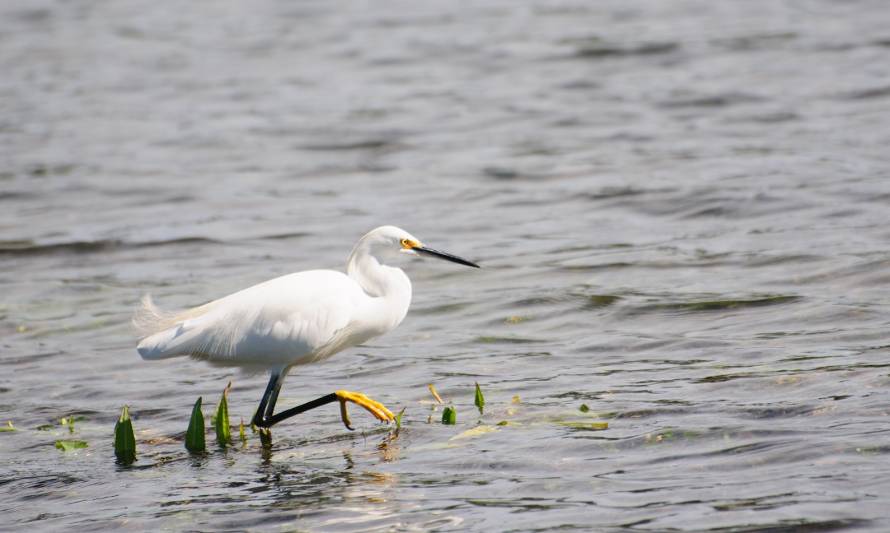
xmin=3 ymin=0 xmax=890 ymax=530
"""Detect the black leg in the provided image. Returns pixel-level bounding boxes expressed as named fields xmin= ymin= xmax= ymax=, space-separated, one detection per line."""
xmin=252 ymin=370 xmax=339 ymax=428
xmin=263 ymin=392 xmax=339 ymax=427
xmin=251 ymin=371 xmax=282 ymax=428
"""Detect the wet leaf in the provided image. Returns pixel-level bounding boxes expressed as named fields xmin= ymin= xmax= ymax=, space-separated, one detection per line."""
xmin=36 ymin=424 xmax=54 ymax=431
xmin=474 ymin=382 xmax=485 ymax=415
xmin=428 ymin=383 xmax=444 ymax=404
xmin=394 ymin=407 xmax=406 ymax=430
xmin=450 ymin=425 xmax=497 ymax=440
xmin=55 ymin=439 xmax=88 ymax=451
xmin=215 ymin=382 xmax=231 ymax=447
xmin=114 ymin=405 xmax=136 ymax=464
xmin=511 ymin=395 xmax=521 ymax=404
xmin=556 ymin=421 xmax=609 ymax=431
xmin=579 ymin=404 xmax=590 ymax=413
xmin=185 ymin=397 xmax=205 ymax=453
xmin=442 ymin=406 xmax=456 ymax=425
xmin=0 ymin=421 xmax=15 ymax=432
xmin=239 ymin=418 xmax=247 ymax=446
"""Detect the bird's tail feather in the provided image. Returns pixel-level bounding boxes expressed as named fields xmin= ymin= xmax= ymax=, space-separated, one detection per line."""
xmin=132 ymin=294 xmax=182 ymax=337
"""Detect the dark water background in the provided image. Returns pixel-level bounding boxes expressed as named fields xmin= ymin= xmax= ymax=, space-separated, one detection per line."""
xmin=3 ymin=0 xmax=890 ymax=531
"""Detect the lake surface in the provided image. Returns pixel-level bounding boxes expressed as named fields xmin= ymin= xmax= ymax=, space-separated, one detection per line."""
xmin=3 ymin=0 xmax=890 ymax=530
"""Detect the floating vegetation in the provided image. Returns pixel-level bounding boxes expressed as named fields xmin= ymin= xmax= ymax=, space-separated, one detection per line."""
xmin=185 ymin=397 xmax=206 ymax=453
xmin=55 ymin=439 xmax=88 ymax=452
xmin=114 ymin=405 xmax=136 ymax=464
xmin=474 ymin=382 xmax=485 ymax=415
xmin=442 ymin=406 xmax=457 ymax=425
xmin=504 ymin=315 xmax=529 ymax=324
xmin=556 ymin=421 xmax=609 ymax=431
xmin=647 ymin=295 xmax=800 ymax=314
xmin=0 ymin=421 xmax=14 ymax=432
xmin=215 ymin=382 xmax=231 ymax=447
xmin=59 ymin=415 xmax=84 ymax=434
xmin=583 ymin=294 xmax=621 ymax=309
xmin=450 ymin=425 xmax=497 ymax=440
xmin=579 ymin=404 xmax=590 ymax=413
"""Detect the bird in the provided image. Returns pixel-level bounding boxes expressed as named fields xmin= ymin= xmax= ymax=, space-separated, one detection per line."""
xmin=134 ymin=225 xmax=480 ymax=431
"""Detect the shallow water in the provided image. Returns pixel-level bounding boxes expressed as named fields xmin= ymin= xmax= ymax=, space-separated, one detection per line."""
xmin=3 ymin=0 xmax=890 ymax=530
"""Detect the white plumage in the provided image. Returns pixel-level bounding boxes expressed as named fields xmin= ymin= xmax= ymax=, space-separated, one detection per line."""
xmin=134 ymin=225 xmax=479 ymax=430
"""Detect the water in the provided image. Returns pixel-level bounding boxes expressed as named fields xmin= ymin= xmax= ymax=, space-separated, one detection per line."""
xmin=3 ymin=0 xmax=890 ymax=530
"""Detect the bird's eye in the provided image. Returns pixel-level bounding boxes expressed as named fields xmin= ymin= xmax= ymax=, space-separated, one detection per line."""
xmin=400 ymin=238 xmax=411 ymax=248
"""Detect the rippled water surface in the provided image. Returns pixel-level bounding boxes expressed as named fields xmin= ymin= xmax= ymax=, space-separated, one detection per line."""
xmin=3 ymin=0 xmax=890 ymax=531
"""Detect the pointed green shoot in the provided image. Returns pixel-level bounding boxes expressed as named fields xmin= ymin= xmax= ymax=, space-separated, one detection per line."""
xmin=394 ymin=407 xmax=406 ymax=430
xmin=474 ymin=382 xmax=485 ymax=415
xmin=442 ymin=406 xmax=456 ymax=425
xmin=114 ymin=405 xmax=136 ymax=464
xmin=239 ymin=418 xmax=247 ymax=446
xmin=185 ymin=397 xmax=206 ymax=452
xmin=215 ymin=382 xmax=232 ymax=447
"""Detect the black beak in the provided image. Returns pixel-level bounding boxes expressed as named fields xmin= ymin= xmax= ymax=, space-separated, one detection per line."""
xmin=415 ymin=246 xmax=480 ymax=268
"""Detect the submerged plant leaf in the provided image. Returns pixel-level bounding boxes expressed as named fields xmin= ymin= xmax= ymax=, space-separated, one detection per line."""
xmin=556 ymin=421 xmax=609 ymax=431
xmin=55 ymin=439 xmax=88 ymax=451
xmin=185 ymin=397 xmax=206 ymax=453
xmin=215 ymin=382 xmax=231 ymax=447
xmin=0 ymin=421 xmax=15 ymax=432
xmin=428 ymin=384 xmax=444 ymax=404
xmin=579 ymin=404 xmax=590 ymax=413
xmin=474 ymin=382 xmax=485 ymax=415
xmin=36 ymin=424 xmax=54 ymax=431
xmin=114 ymin=405 xmax=136 ymax=464
xmin=442 ymin=406 xmax=456 ymax=425
xmin=450 ymin=425 xmax=497 ymax=440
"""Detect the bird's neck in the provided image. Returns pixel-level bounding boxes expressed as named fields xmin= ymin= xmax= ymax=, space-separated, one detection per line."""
xmin=346 ymin=249 xmax=412 ymax=308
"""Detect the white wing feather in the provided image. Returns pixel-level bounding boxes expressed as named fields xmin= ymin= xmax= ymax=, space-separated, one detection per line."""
xmin=135 ymin=270 xmax=365 ymax=369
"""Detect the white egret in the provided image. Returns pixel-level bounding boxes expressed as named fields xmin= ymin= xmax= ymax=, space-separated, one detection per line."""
xmin=134 ymin=225 xmax=479 ymax=430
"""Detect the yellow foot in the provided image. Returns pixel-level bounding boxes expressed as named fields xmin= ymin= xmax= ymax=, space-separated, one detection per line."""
xmin=334 ymin=390 xmax=395 ymax=430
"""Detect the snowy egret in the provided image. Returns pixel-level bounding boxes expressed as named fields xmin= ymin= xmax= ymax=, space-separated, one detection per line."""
xmin=134 ymin=225 xmax=479 ymax=430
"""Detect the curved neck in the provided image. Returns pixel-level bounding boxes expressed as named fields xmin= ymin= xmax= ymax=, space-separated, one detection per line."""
xmin=346 ymin=243 xmax=412 ymax=300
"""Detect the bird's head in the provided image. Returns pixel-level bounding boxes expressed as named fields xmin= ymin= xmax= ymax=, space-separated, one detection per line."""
xmin=356 ymin=225 xmax=480 ymax=268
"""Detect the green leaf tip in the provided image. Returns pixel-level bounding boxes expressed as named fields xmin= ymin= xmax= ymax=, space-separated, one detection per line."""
xmin=442 ymin=406 xmax=456 ymax=425
xmin=0 ymin=421 xmax=15 ymax=432
xmin=185 ymin=396 xmax=206 ymax=453
xmin=394 ymin=407 xmax=406 ymax=430
xmin=215 ymin=382 xmax=232 ymax=447
xmin=114 ymin=405 xmax=137 ymax=464
xmin=474 ymin=382 xmax=485 ymax=415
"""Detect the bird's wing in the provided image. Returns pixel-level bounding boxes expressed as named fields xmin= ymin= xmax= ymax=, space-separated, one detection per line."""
xmin=136 ymin=270 xmax=364 ymax=368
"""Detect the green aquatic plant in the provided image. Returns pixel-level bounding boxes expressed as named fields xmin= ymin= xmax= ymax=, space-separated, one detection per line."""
xmin=55 ymin=439 xmax=88 ymax=451
xmin=474 ymin=382 xmax=485 ymax=415
xmin=394 ymin=407 xmax=406 ymax=430
xmin=114 ymin=405 xmax=136 ymax=464
xmin=239 ymin=418 xmax=247 ymax=446
xmin=215 ymin=382 xmax=232 ymax=447
xmin=185 ymin=397 xmax=206 ymax=453
xmin=0 ymin=421 xmax=15 ymax=432
xmin=579 ymin=404 xmax=590 ymax=413
xmin=442 ymin=406 xmax=456 ymax=425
